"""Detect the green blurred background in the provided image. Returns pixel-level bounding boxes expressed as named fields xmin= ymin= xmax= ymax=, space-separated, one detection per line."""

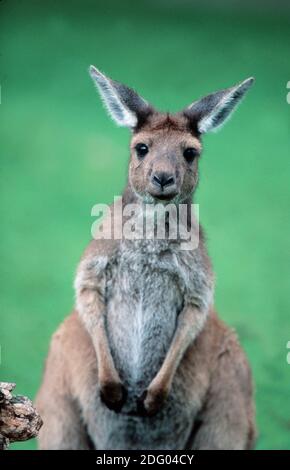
xmin=0 ymin=0 xmax=290 ymax=450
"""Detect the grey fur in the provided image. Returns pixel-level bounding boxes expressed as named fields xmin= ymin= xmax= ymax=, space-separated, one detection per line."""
xmin=185 ymin=77 xmax=254 ymax=133
xmin=89 ymin=66 xmax=152 ymax=128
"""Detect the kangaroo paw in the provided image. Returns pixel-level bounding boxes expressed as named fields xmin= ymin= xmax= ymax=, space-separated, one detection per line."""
xmin=137 ymin=387 xmax=168 ymax=417
xmin=100 ymin=381 xmax=127 ymax=413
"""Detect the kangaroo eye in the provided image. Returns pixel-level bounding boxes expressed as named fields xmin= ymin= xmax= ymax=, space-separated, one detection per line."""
xmin=183 ymin=147 xmax=198 ymax=163
xmin=135 ymin=143 xmax=149 ymax=158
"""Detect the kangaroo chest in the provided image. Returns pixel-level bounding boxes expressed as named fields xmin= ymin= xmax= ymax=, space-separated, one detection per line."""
xmin=106 ymin=239 xmax=191 ymax=395
xmin=89 ymin=238 xmax=206 ymax=450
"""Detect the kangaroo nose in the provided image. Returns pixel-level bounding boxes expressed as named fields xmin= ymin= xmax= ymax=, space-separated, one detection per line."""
xmin=152 ymin=172 xmax=175 ymax=189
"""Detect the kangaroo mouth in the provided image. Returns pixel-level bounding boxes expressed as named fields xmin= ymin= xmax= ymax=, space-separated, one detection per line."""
xmin=155 ymin=194 xmax=177 ymax=201
xmin=148 ymin=191 xmax=178 ymax=202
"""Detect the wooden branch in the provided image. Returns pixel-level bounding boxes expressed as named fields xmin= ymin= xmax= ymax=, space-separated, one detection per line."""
xmin=0 ymin=382 xmax=42 ymax=450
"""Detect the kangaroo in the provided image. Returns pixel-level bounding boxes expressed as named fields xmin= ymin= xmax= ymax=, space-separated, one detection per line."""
xmin=35 ymin=67 xmax=256 ymax=450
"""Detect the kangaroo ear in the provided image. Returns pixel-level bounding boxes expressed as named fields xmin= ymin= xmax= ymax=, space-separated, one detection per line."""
xmin=89 ymin=65 xmax=153 ymax=129
xmin=184 ymin=77 xmax=254 ymax=134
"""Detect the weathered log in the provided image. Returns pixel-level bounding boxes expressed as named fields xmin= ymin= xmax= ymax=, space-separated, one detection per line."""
xmin=0 ymin=382 xmax=42 ymax=450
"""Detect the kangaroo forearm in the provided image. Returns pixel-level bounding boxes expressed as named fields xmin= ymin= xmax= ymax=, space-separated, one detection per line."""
xmin=76 ymin=287 xmax=120 ymax=383
xmin=154 ymin=305 xmax=207 ymax=388
xmin=143 ymin=304 xmax=209 ymax=415
xmin=77 ymin=286 xmax=104 ymax=331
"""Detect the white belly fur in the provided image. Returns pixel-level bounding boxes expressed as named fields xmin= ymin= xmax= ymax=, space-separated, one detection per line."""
xmin=106 ymin=239 xmax=184 ymax=398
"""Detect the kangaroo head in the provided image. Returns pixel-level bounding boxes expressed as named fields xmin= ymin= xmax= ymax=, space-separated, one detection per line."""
xmin=90 ymin=66 xmax=254 ymax=203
